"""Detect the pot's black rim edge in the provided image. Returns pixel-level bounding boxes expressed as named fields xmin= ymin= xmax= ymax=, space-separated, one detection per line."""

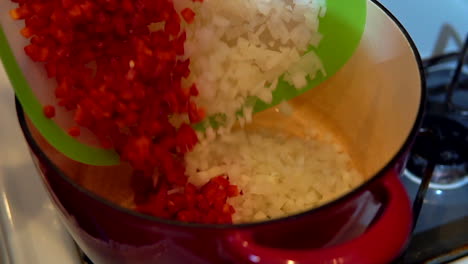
xmin=14 ymin=0 xmax=427 ymax=230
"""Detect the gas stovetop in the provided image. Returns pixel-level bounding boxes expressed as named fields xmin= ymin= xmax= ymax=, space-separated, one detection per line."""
xmin=396 ymin=39 xmax=468 ymax=263
xmin=1 ymin=1 xmax=467 ymax=264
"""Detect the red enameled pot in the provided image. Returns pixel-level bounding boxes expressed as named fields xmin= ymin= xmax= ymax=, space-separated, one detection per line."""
xmin=15 ymin=1 xmax=425 ymax=263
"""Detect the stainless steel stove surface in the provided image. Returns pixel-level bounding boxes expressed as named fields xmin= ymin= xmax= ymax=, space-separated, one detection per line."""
xmin=1 ymin=1 xmax=468 ymax=264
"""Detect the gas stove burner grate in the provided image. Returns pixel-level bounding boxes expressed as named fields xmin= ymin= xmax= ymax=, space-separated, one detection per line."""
xmin=423 ymin=35 xmax=468 ymax=116
xmin=425 ymin=67 xmax=468 ymax=101
xmin=406 ymin=115 xmax=468 ymax=188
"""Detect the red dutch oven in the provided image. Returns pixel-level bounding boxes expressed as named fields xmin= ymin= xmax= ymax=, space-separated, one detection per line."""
xmin=15 ymin=1 xmax=425 ymax=263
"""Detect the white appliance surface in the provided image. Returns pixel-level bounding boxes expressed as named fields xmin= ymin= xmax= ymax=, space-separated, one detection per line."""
xmin=0 ymin=0 xmax=467 ymax=263
xmin=0 ymin=64 xmax=81 ymax=263
xmin=378 ymin=0 xmax=468 ymax=59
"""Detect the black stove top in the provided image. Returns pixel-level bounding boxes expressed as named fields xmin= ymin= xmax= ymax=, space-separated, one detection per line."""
xmin=395 ymin=35 xmax=468 ymax=264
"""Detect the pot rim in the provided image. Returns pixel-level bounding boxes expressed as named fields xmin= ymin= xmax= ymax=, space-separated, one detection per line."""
xmin=14 ymin=0 xmax=426 ymax=230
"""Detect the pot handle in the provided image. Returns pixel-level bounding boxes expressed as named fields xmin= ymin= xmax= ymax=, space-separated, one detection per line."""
xmin=222 ymin=170 xmax=412 ymax=264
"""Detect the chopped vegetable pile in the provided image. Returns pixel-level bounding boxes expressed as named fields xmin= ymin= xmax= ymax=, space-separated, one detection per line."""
xmin=9 ymin=0 xmax=342 ymax=225
xmin=10 ymin=0 xmax=238 ymax=224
